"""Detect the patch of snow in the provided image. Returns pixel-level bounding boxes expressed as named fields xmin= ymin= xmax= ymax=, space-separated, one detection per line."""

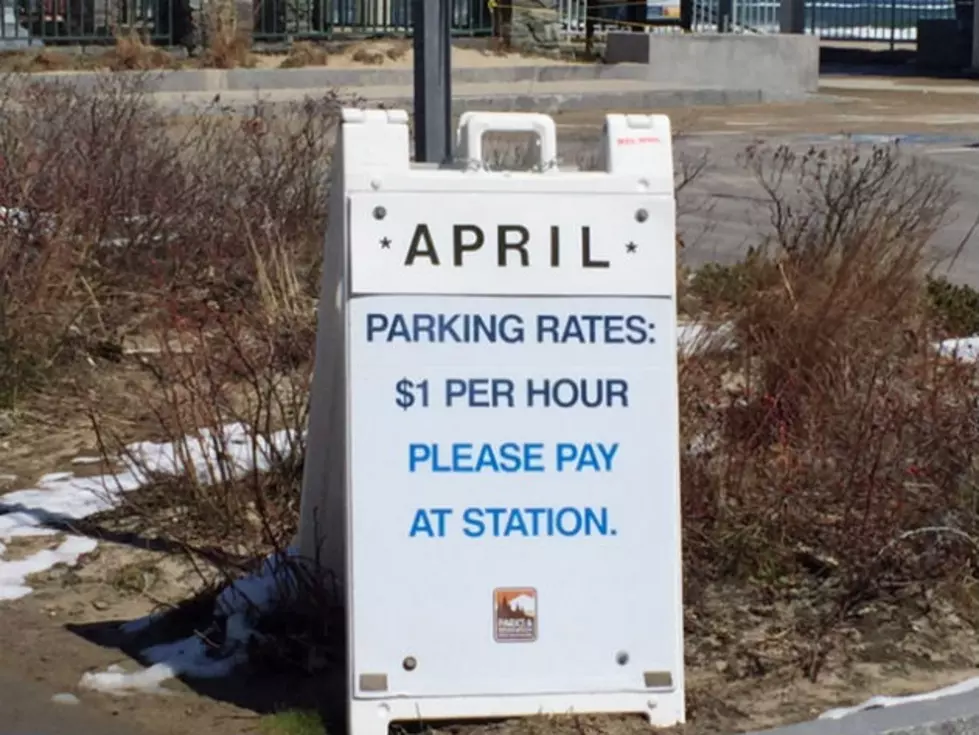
xmin=820 ymin=676 xmax=979 ymax=719
xmin=81 ymin=633 xmax=246 ymax=695
xmin=677 ymin=321 xmax=737 ymax=354
xmin=216 ymin=548 xmax=296 ymax=616
xmin=80 ymin=661 xmax=177 ymax=696
xmin=0 ymin=535 xmax=98 ymax=601
xmin=51 ymin=692 xmax=80 ymax=705
xmin=0 ymin=421 xmax=299 ymax=688
xmin=70 ymin=456 xmax=103 ymax=466
xmin=120 ymin=423 xmax=294 ymax=481
xmin=83 ymin=549 xmax=296 ymax=694
xmin=89 ymin=547 xmax=299 ymax=694
xmin=0 ymin=425 xmax=294 ymax=600
xmin=935 ymin=336 xmax=979 ymax=363
xmin=0 ymin=206 xmax=31 ymax=227
xmin=37 ymin=471 xmax=74 ymax=484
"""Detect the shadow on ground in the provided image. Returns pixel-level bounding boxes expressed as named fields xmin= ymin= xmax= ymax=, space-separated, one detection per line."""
xmin=819 ymin=45 xmax=979 ymax=79
xmin=65 ymin=599 xmax=348 ymax=732
xmin=1 ymin=494 xmax=347 ymax=729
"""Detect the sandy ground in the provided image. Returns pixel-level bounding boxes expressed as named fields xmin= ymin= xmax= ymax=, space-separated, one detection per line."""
xmin=7 ymin=40 xmax=585 ymax=73
xmin=261 ymin=43 xmax=585 ymax=69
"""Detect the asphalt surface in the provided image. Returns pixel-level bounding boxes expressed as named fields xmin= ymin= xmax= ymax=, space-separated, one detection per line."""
xmin=548 ymin=93 xmax=979 ymax=286
xmin=673 ymin=131 xmax=979 ymax=283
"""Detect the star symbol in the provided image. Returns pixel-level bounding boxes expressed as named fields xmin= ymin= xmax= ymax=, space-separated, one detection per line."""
xmin=380 ymin=236 xmax=391 ymax=249
xmin=625 ymin=241 xmax=638 ymax=254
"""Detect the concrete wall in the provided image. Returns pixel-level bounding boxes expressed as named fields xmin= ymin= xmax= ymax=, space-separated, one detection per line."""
xmin=604 ymin=32 xmax=820 ymax=95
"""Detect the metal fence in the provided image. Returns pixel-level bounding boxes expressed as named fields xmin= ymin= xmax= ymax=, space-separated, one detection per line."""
xmin=0 ymin=0 xmax=963 ymax=49
xmin=1 ymin=0 xmax=167 ymax=45
xmin=688 ymin=0 xmax=955 ymax=37
xmin=254 ymin=0 xmax=493 ymax=40
xmin=805 ymin=0 xmax=955 ymax=40
xmin=555 ymin=0 xmax=683 ymax=42
xmin=555 ymin=0 xmax=956 ymax=43
xmin=0 ymin=0 xmax=493 ymax=46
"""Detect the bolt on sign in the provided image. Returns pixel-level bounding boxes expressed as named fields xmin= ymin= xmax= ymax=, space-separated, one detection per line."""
xmin=298 ymin=109 xmax=684 ymax=734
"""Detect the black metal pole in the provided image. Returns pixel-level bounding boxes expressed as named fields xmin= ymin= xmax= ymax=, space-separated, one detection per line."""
xmin=413 ymin=0 xmax=453 ymax=164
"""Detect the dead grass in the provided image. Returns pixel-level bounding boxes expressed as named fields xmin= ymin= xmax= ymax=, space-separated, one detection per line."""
xmin=107 ymin=31 xmax=180 ymax=70
xmin=346 ymin=39 xmax=410 ymax=66
xmin=0 ymin=32 xmax=181 ymax=73
xmin=0 ymin=73 xmax=340 ymax=409
xmin=0 ymin=49 xmax=96 ymax=73
xmin=681 ymin=141 xmax=975 ymax=680
xmin=278 ymin=42 xmax=329 ymax=69
xmin=0 ymin=38 xmax=429 ymax=73
xmin=197 ymin=0 xmax=255 ymax=69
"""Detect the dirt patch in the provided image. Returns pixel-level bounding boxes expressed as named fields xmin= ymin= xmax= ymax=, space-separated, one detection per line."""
xmin=0 ymin=596 xmax=251 ymax=735
xmin=678 ymin=581 xmax=979 ymax=732
xmin=0 ymin=362 xmax=172 ymax=488
xmin=29 ymin=542 xmax=210 ymax=629
xmin=4 ymin=545 xmax=979 ymax=735
xmin=0 ymin=533 xmax=249 ymax=735
xmin=1 ymin=534 xmax=62 ymax=561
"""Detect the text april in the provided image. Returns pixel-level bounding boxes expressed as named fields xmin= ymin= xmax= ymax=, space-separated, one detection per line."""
xmin=403 ymin=224 xmax=610 ymax=269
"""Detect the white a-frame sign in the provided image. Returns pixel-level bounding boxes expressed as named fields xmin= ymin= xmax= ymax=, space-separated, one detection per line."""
xmin=299 ymin=108 xmax=684 ymax=735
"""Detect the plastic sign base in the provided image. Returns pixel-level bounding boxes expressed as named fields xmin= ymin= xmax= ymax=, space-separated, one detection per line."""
xmin=299 ymin=109 xmax=684 ymax=734
xmin=351 ymin=691 xmax=684 ymax=735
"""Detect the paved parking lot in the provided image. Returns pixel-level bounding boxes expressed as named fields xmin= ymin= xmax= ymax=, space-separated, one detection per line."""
xmin=551 ymin=86 xmax=979 ymax=284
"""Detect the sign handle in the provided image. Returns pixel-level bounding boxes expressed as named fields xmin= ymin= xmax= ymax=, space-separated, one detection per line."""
xmin=456 ymin=112 xmax=559 ymax=171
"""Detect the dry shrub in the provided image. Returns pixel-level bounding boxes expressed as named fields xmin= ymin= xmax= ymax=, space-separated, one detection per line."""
xmin=383 ymin=39 xmax=410 ymax=61
xmin=349 ymin=45 xmax=386 ymax=65
xmin=85 ymin=221 xmax=325 ymax=670
xmin=0 ymin=49 xmax=81 ymax=73
xmin=200 ymin=0 xmax=255 ymax=68
xmin=93 ymin=253 xmax=313 ymax=565
xmin=681 ymin=141 xmax=979 ymax=664
xmin=34 ymin=78 xmax=352 ymax=661
xmin=279 ymin=41 xmax=330 ymax=68
xmin=0 ymin=39 xmax=178 ymax=74
xmin=0 ymin=74 xmax=171 ymax=403
xmin=347 ymin=40 xmax=409 ymax=66
xmin=926 ymin=275 xmax=979 ymax=338
xmin=106 ymin=30 xmax=178 ymax=70
xmin=0 ymin=73 xmax=343 ymax=409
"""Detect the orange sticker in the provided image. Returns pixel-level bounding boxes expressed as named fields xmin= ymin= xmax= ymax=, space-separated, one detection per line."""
xmin=493 ymin=587 xmax=537 ymax=643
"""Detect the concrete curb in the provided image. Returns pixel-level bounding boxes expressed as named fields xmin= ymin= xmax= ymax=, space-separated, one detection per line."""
xmin=150 ymin=87 xmax=801 ymax=114
xmin=746 ymin=691 xmax=979 ymax=735
xmin=436 ymin=88 xmax=789 ymax=113
xmin=25 ymin=62 xmax=653 ymax=93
